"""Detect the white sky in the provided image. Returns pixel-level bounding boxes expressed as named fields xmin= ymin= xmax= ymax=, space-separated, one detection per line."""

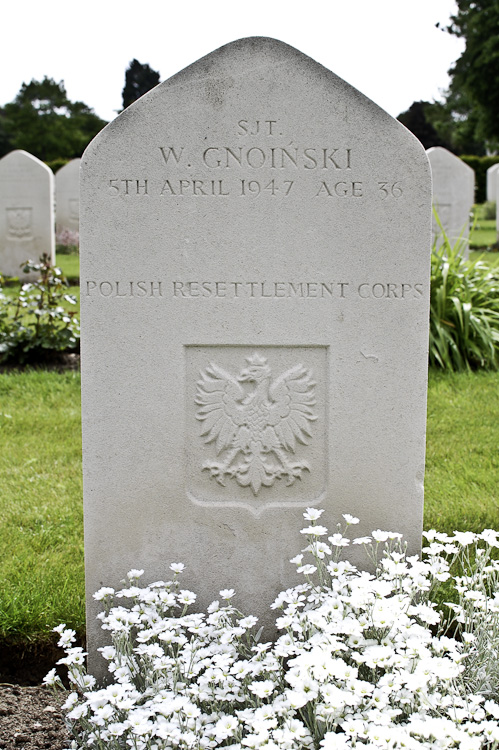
xmin=1 ymin=0 xmax=464 ymax=123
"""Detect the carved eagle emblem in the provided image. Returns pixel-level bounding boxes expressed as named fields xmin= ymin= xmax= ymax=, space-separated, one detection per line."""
xmin=195 ymin=353 xmax=317 ymax=495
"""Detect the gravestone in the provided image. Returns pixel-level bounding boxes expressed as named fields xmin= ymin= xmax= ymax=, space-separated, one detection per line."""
xmin=486 ymin=163 xmax=499 ymax=203
xmin=55 ymin=158 xmax=80 ymax=239
xmin=427 ymin=146 xmax=474 ymax=256
xmin=81 ymin=37 xmax=431 ymax=669
xmin=0 ymin=150 xmax=55 ymax=280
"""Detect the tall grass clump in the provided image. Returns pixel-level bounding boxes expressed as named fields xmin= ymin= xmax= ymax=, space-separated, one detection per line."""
xmin=430 ymin=223 xmax=499 ymax=371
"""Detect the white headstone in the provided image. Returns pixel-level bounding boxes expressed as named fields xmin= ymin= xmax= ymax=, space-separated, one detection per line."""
xmin=0 ymin=150 xmax=55 ymax=280
xmin=427 ymin=146 xmax=474 ymax=255
xmin=55 ymin=158 xmax=80 ymax=239
xmin=486 ymin=163 xmax=499 ymax=203
xmin=81 ymin=38 xmax=432 ymax=670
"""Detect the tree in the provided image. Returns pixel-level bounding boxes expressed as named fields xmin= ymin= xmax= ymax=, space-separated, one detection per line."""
xmin=122 ymin=59 xmax=160 ymax=110
xmin=440 ymin=0 xmax=499 ymax=150
xmin=397 ymin=101 xmax=451 ymax=150
xmin=0 ymin=77 xmax=107 ymax=161
xmin=397 ymin=98 xmax=487 ymax=156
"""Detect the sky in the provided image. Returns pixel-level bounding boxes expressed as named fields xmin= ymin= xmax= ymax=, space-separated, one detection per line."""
xmin=1 ymin=0 xmax=464 ymax=124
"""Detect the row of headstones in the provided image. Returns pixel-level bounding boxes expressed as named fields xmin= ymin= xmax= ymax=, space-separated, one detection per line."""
xmin=0 ymin=145 xmax=477 ymax=284
xmin=0 ymin=150 xmax=80 ymax=280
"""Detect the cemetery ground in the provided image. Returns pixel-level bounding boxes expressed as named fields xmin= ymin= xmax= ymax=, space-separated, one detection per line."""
xmin=0 ymin=236 xmax=498 ymax=746
xmin=0 ymin=368 xmax=498 ymax=747
xmin=0 ymin=368 xmax=498 ymax=651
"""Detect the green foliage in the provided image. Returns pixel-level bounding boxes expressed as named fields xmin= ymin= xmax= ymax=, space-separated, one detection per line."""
xmin=441 ymin=0 xmax=499 ymax=150
xmin=479 ymin=201 xmax=497 ymax=221
xmin=430 ymin=225 xmax=499 ymax=371
xmin=46 ymin=157 xmax=69 ymax=174
xmin=461 ymin=155 xmax=499 ymax=203
xmin=0 ymin=77 xmax=106 ymax=161
xmin=397 ymin=101 xmax=451 ymax=150
xmin=0 ymin=254 xmax=80 ymax=364
xmin=122 ymin=59 xmax=160 ymax=110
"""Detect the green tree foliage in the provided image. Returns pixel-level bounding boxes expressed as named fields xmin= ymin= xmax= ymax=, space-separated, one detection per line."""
xmin=397 ymin=101 xmax=451 ymax=150
xmin=122 ymin=59 xmax=160 ymax=110
xmin=398 ymin=99 xmax=486 ymax=156
xmin=0 ymin=78 xmax=107 ymax=161
xmin=441 ymin=0 xmax=499 ymax=151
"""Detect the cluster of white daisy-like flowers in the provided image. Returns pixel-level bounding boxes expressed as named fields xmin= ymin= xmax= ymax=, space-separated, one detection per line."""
xmin=45 ymin=510 xmax=499 ymax=749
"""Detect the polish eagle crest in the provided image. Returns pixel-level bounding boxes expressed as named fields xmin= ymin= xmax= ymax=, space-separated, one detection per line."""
xmin=195 ymin=353 xmax=317 ymax=495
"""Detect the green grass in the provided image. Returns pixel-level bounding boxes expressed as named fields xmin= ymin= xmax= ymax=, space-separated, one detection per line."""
xmin=55 ymin=253 xmax=80 ymax=281
xmin=0 ymin=370 xmax=83 ymax=643
xmin=0 ymin=368 xmax=498 ymax=644
xmin=470 ymin=219 xmax=497 ymax=250
xmin=425 ymin=369 xmax=499 ymax=532
xmin=469 ymin=249 xmax=499 ymax=267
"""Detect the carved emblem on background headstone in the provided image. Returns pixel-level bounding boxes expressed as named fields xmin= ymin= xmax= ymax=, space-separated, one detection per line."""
xmin=195 ymin=352 xmax=317 ymax=495
xmin=6 ymin=207 xmax=33 ymax=239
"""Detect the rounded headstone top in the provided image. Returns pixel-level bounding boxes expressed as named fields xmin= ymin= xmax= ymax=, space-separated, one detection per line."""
xmin=0 ymin=149 xmax=54 ymax=176
xmin=426 ymin=146 xmax=474 ymax=175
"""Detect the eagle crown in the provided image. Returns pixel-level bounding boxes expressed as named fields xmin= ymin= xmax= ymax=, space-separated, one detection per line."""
xmin=237 ymin=354 xmax=271 ymax=383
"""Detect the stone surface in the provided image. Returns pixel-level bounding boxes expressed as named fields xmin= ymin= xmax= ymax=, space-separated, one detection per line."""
xmin=427 ymin=146 xmax=474 ymax=255
xmin=55 ymin=158 xmax=80 ymax=237
xmin=80 ymin=37 xmax=432 ymax=672
xmin=486 ymin=163 xmax=499 ymax=203
xmin=0 ymin=150 xmax=55 ymax=279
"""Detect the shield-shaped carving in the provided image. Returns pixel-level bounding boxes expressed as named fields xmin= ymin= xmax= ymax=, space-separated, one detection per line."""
xmin=7 ymin=207 xmax=33 ymax=238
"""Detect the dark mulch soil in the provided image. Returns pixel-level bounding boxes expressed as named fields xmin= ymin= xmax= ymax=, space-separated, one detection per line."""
xmin=0 ymin=352 xmax=80 ymax=374
xmin=0 ymin=643 xmax=77 ymax=749
xmin=0 ymin=685 xmax=70 ymax=749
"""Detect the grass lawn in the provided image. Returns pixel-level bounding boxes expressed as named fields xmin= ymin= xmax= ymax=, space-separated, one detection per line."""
xmin=0 ymin=367 xmax=498 ymax=644
xmin=0 ymin=370 xmax=83 ymax=643
xmin=470 ymin=219 xmax=497 ymax=250
xmin=56 ymin=252 xmax=80 ymax=281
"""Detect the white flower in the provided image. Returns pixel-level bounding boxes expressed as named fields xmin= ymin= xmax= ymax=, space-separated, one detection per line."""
xmin=98 ymin=645 xmax=116 ymax=660
xmin=371 ymin=530 xmax=390 ymax=542
xmin=67 ymin=703 xmax=88 ymax=720
xmin=342 ymin=514 xmax=360 ymax=525
xmin=170 ymin=562 xmax=185 ymax=573
xmin=178 ymin=590 xmax=197 ymax=605
xmin=249 ymin=679 xmax=276 ymax=698
xmin=214 ymin=715 xmax=239 ymax=740
xmin=453 ymin=531 xmax=477 ymax=546
xmin=220 ymin=588 xmax=235 ymax=599
xmin=297 ymin=564 xmax=317 ymax=575
xmin=126 ymin=569 xmax=144 ymax=580
xmin=352 ymin=536 xmax=372 ymax=545
xmin=93 ymin=586 xmax=115 ymax=601
xmin=42 ymin=668 xmax=59 ymax=686
xmin=303 ymin=508 xmax=325 ymax=521
xmin=300 ymin=525 xmax=328 ymax=536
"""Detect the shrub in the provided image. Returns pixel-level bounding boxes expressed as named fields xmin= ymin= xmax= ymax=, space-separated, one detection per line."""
xmin=460 ymin=155 xmax=499 ymax=204
xmin=56 ymin=228 xmax=80 ymax=255
xmin=46 ymin=510 xmax=499 ymax=749
xmin=0 ymin=254 xmax=80 ymax=364
xmin=430 ymin=224 xmax=499 ymax=371
xmin=479 ymin=201 xmax=497 ymax=221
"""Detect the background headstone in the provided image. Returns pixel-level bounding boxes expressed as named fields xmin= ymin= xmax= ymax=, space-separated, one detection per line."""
xmin=486 ymin=163 xmax=499 ymax=203
xmin=81 ymin=37 xmax=432 ymax=670
xmin=0 ymin=150 xmax=55 ymax=280
xmin=427 ymin=146 xmax=474 ymax=256
xmin=55 ymin=158 xmax=80 ymax=240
